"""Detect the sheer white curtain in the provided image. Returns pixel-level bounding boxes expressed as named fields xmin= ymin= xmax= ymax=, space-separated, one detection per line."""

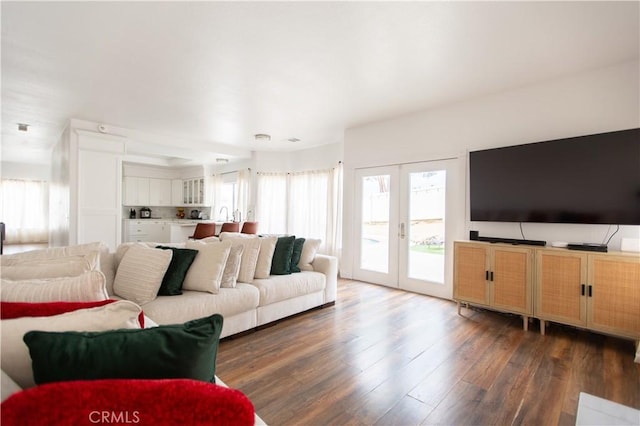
xmin=256 ymin=172 xmax=287 ymax=235
xmin=256 ymin=164 xmax=343 ymax=257
xmin=236 ymin=168 xmax=251 ymax=221
xmin=288 ymin=170 xmax=329 ymax=242
xmin=0 ymin=179 xmax=49 ymax=243
xmin=210 ymin=174 xmax=223 ymax=219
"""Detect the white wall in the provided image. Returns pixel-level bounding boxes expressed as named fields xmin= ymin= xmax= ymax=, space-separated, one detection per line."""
xmin=342 ymin=60 xmax=640 ymax=278
xmin=253 ymin=143 xmax=342 ymax=172
xmin=1 ymin=161 xmax=51 ymax=181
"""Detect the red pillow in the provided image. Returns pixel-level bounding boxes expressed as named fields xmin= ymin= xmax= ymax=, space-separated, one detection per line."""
xmin=1 ymin=379 xmax=255 ymax=426
xmin=0 ymin=300 xmax=145 ymax=328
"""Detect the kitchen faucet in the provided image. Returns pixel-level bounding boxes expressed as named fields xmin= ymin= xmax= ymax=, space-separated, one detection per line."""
xmin=219 ymin=206 xmax=229 ymax=221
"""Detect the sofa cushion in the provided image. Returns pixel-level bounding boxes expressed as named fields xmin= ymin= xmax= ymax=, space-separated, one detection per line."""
xmin=142 ymin=285 xmax=259 ymax=325
xmin=0 ymin=242 xmax=114 ymax=295
xmin=24 ymin=313 xmax=223 ymax=385
xmin=221 ymin=245 xmax=244 ymax=288
xmin=290 ymin=238 xmax=306 ymax=273
xmin=1 ymin=301 xmax=142 ymax=389
xmin=155 ymin=246 xmax=199 ymax=296
xmin=254 ymin=236 xmax=278 ymax=279
xmin=1 ymin=370 xmax=21 ymax=404
xmin=0 ymin=271 xmax=109 ymax=303
xmin=299 ymin=238 xmax=321 ymax=271
xmin=0 ymin=300 xmax=145 ymax=328
xmin=183 ymin=240 xmax=232 ymax=294
xmin=270 ymin=236 xmax=296 ymax=275
xmin=0 ymin=379 xmax=255 ymax=426
xmin=113 ymin=245 xmax=173 ymax=305
xmin=251 ymin=271 xmax=326 ymax=306
xmin=1 ymin=251 xmax=100 ymax=280
xmin=0 ymin=242 xmax=106 ymax=266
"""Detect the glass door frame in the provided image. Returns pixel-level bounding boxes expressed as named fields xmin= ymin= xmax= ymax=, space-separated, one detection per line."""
xmin=353 ymin=166 xmax=400 ymax=287
xmin=398 ymin=159 xmax=462 ymax=299
xmin=352 ymin=158 xmax=464 ymax=299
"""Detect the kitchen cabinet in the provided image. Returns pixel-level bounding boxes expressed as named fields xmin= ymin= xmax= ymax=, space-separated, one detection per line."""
xmin=171 ymin=179 xmax=183 ymax=206
xmin=123 ymin=177 xmax=150 ymax=206
xmin=536 ymin=249 xmax=640 ymax=339
xmin=149 ymin=178 xmax=172 ymax=206
xmin=182 ymin=177 xmax=206 ymax=206
xmin=454 ymin=241 xmax=534 ymax=330
xmin=124 ymin=220 xmax=169 ymax=243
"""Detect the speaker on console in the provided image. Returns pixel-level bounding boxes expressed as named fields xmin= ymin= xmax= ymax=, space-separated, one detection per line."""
xmin=469 ymin=230 xmax=479 ymax=241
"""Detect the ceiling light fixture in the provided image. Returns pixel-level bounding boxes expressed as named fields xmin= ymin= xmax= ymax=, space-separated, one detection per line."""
xmin=254 ymin=133 xmax=271 ymax=142
xmin=216 ymin=158 xmax=229 ymax=164
xmin=287 ymin=138 xmax=301 ymax=143
xmin=17 ymin=123 xmax=29 ymax=132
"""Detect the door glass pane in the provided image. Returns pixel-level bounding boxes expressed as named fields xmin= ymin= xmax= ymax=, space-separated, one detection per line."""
xmin=408 ymin=170 xmax=446 ymax=283
xmin=360 ymin=175 xmax=390 ymax=273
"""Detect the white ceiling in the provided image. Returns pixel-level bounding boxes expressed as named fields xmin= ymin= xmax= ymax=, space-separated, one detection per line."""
xmin=2 ymin=1 xmax=638 ymax=164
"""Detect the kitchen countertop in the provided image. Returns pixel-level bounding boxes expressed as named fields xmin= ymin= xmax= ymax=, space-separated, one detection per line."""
xmin=123 ymin=218 xmax=219 ymax=224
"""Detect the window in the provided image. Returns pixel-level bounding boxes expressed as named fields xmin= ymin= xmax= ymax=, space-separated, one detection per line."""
xmin=0 ymin=179 xmax=49 ymax=243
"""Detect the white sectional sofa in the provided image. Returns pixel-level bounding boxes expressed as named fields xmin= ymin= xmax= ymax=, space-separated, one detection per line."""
xmin=1 ymin=238 xmax=338 ymax=339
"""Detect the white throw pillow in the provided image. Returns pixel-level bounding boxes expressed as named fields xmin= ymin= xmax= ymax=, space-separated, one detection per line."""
xmin=299 ymin=238 xmax=322 ymax=271
xmin=113 ymin=245 xmax=173 ymax=305
xmin=0 ymin=242 xmax=107 ymax=266
xmin=0 ymin=271 xmax=109 ymax=303
xmin=1 ymin=251 xmax=100 ymax=280
xmin=254 ymin=236 xmax=278 ymax=279
xmin=1 ymin=301 xmax=142 ymax=389
xmin=220 ymin=244 xmax=244 ymax=288
xmin=219 ymin=237 xmax=261 ymax=283
xmin=182 ymin=240 xmax=232 ymax=294
xmin=219 ymin=232 xmax=257 ymax=240
xmin=1 ymin=370 xmax=21 ymax=402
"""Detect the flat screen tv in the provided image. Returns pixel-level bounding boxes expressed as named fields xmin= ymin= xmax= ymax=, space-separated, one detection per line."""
xmin=469 ymin=128 xmax=640 ymax=225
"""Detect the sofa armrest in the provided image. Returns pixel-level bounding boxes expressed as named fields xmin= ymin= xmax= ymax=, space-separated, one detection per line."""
xmin=312 ymin=254 xmax=338 ymax=304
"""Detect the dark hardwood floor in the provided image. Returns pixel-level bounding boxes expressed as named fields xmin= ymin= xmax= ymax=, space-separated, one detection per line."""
xmin=217 ymin=279 xmax=640 ymax=425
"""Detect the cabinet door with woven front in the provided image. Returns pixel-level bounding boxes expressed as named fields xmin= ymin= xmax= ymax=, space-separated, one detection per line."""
xmin=535 ymin=250 xmax=587 ymax=327
xmin=491 ymin=247 xmax=533 ymax=315
xmin=588 ymin=255 xmax=640 ymax=339
xmin=454 ymin=242 xmax=489 ymax=306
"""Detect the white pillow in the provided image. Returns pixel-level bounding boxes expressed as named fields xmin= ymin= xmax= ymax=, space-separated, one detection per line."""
xmin=254 ymin=236 xmax=278 ymax=279
xmin=183 ymin=240 xmax=232 ymax=294
xmin=220 ymin=244 xmax=244 ymax=288
xmin=299 ymin=238 xmax=321 ymax=271
xmin=1 ymin=370 xmax=21 ymax=402
xmin=1 ymin=301 xmax=142 ymax=389
xmin=219 ymin=232 xmax=257 ymax=240
xmin=219 ymin=237 xmax=261 ymax=283
xmin=1 ymin=251 xmax=100 ymax=280
xmin=113 ymin=245 xmax=173 ymax=305
xmin=0 ymin=242 xmax=107 ymax=266
xmin=0 ymin=271 xmax=109 ymax=302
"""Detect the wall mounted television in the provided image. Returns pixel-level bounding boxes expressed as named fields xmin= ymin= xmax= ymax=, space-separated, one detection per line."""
xmin=469 ymin=128 xmax=640 ymax=225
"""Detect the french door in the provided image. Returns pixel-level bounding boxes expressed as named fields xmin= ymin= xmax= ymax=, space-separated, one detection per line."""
xmin=353 ymin=159 xmax=462 ymax=299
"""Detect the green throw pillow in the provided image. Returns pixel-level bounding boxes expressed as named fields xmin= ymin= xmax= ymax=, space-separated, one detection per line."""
xmin=156 ymin=246 xmax=199 ymax=295
xmin=270 ymin=235 xmax=296 ymax=275
xmin=23 ymin=314 xmax=223 ymax=385
xmin=290 ymin=238 xmax=306 ymax=273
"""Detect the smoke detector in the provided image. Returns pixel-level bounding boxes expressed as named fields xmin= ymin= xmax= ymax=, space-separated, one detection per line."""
xmin=254 ymin=133 xmax=271 ymax=142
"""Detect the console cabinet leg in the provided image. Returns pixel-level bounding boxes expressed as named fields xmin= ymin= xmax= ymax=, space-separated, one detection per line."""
xmin=522 ymin=316 xmax=529 ymax=331
xmin=540 ymin=320 xmax=546 ymax=336
xmin=457 ymin=301 xmax=461 ymax=316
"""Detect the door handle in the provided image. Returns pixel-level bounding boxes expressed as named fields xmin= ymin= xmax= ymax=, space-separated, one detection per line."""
xmin=581 ymin=284 xmax=585 ymax=296
xmin=399 ymin=223 xmax=405 ymax=239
